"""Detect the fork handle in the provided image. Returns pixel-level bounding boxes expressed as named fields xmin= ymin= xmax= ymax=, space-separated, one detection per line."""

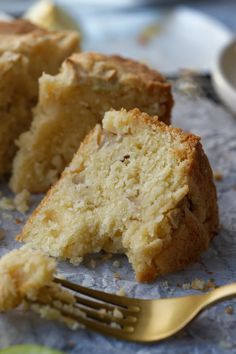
xmin=204 ymin=282 xmax=236 ymax=308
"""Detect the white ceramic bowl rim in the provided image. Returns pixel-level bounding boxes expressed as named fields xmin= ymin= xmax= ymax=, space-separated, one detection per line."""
xmin=213 ymin=37 xmax=236 ymax=115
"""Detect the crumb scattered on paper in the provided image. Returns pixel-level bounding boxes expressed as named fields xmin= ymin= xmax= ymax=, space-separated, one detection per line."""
xmin=113 ymin=272 xmax=121 ymax=280
xmin=89 ymin=259 xmax=97 ymax=269
xmin=182 ymin=282 xmax=191 ymax=290
xmin=15 ymin=218 xmax=22 ymax=224
xmin=182 ymin=278 xmax=217 ymax=291
xmin=0 ymin=190 xmax=31 ymax=214
xmin=0 ymin=197 xmax=15 ymax=210
xmin=0 ymin=228 xmax=5 ymax=240
xmin=191 ymin=279 xmax=206 ymax=291
xmin=116 ymin=288 xmax=126 ymax=296
xmin=219 ymin=340 xmax=232 ymax=349
xmin=14 ymin=190 xmax=31 ymax=213
xmin=214 ymin=171 xmax=224 ymax=181
xmin=225 ymin=306 xmax=234 ymax=315
xmin=113 ymin=260 xmax=120 ymax=268
xmin=2 ymin=212 xmax=13 ymax=221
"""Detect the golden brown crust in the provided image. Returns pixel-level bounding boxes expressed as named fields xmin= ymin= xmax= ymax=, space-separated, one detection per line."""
xmin=68 ymin=52 xmax=166 ymax=83
xmin=65 ymin=52 xmax=173 ymax=124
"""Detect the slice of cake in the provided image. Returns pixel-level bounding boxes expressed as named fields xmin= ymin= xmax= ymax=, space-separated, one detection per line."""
xmin=0 ymin=20 xmax=79 ymax=177
xmin=10 ymin=52 xmax=173 ymax=193
xmin=0 ymin=20 xmax=80 ymax=86
xmin=0 ymin=52 xmax=34 ymax=176
xmin=17 ymin=109 xmax=219 ymax=282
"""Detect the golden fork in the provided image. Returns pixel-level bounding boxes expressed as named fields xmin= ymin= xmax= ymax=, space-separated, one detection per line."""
xmin=48 ymin=277 xmax=235 ymax=343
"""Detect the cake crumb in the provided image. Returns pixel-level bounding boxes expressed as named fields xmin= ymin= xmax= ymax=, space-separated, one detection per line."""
xmin=205 ymin=279 xmax=217 ymax=290
xmin=225 ymin=306 xmax=234 ymax=315
xmin=219 ymin=340 xmax=232 ymax=349
xmin=183 ymin=278 xmax=217 ymax=291
xmin=0 ymin=228 xmax=5 ymax=240
xmin=110 ymin=321 xmax=121 ymax=329
xmin=14 ymin=189 xmax=31 ymax=213
xmin=113 ymin=260 xmax=120 ymax=268
xmin=116 ymin=288 xmax=126 ymax=296
xmin=89 ymin=259 xmax=96 ymax=269
xmin=213 ymin=171 xmax=223 ymax=181
xmin=113 ymin=307 xmax=123 ymax=319
xmin=0 ymin=190 xmax=31 ymax=214
xmin=113 ymin=272 xmax=121 ymax=280
xmin=99 ymin=308 xmax=107 ymax=317
xmin=2 ymin=212 xmax=13 ymax=221
xmin=191 ymin=278 xmax=206 ymax=291
xmin=15 ymin=218 xmax=22 ymax=224
xmin=0 ymin=197 xmax=15 ymax=211
xmin=182 ymin=282 xmax=191 ymax=290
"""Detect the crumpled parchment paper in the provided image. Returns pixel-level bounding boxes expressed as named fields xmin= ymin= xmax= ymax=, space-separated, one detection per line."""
xmin=0 ymin=79 xmax=236 ymax=354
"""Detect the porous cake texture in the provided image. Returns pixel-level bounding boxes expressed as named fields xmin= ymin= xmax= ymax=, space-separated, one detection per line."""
xmin=10 ymin=52 xmax=173 ymax=193
xmin=17 ymin=109 xmax=219 ymax=282
xmin=0 ymin=20 xmax=79 ymax=177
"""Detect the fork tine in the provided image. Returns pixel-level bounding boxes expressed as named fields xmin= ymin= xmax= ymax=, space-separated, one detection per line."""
xmin=54 ymin=276 xmax=140 ymax=310
xmin=29 ymin=298 xmax=135 ymax=341
xmin=64 ymin=310 xmax=135 ymax=341
xmin=65 ymin=303 xmax=136 ymax=326
xmin=73 ymin=304 xmax=137 ymax=326
xmin=73 ymin=294 xmax=137 ymax=316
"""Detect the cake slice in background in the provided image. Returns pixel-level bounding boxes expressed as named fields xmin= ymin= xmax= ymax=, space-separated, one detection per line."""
xmin=0 ymin=19 xmax=80 ymax=177
xmin=17 ymin=109 xmax=218 ymax=282
xmin=10 ymin=52 xmax=173 ymax=193
xmin=0 ymin=19 xmax=80 ymax=86
xmin=24 ymin=0 xmax=81 ymax=32
xmin=0 ymin=52 xmax=34 ymax=176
